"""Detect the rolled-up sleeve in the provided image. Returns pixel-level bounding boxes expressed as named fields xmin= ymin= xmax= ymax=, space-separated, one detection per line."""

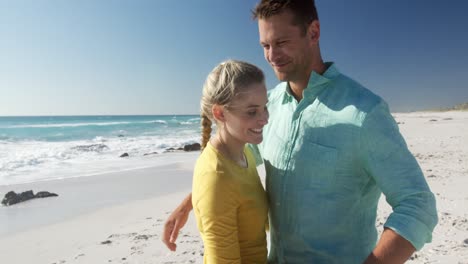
xmin=360 ymin=101 xmax=438 ymax=250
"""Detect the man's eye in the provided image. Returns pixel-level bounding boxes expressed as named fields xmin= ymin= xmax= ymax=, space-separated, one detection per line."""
xmin=247 ymin=111 xmax=257 ymax=116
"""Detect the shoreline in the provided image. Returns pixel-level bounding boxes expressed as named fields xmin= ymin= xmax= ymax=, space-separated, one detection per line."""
xmin=0 ymin=152 xmax=199 ymax=237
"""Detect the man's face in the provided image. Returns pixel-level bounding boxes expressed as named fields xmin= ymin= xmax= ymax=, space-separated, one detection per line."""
xmin=258 ymin=10 xmax=316 ymax=83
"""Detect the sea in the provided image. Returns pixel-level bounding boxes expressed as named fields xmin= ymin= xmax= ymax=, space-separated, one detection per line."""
xmin=0 ymin=115 xmax=201 ymax=186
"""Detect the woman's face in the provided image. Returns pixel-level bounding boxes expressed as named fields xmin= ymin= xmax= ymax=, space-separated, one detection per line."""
xmin=222 ymin=82 xmax=269 ymax=145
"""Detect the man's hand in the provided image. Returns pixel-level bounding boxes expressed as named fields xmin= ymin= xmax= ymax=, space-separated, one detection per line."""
xmin=162 ymin=193 xmax=193 ymax=251
xmin=363 ymin=228 xmax=415 ymax=264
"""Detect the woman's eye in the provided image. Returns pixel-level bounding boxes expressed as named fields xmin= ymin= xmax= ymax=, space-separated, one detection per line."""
xmin=247 ymin=111 xmax=257 ymax=116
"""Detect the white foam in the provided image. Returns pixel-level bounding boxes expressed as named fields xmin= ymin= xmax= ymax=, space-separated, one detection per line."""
xmin=0 ymin=134 xmax=201 ymax=186
xmin=2 ymin=119 xmax=171 ymax=129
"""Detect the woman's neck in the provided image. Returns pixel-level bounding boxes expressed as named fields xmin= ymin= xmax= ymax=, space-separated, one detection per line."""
xmin=210 ymin=134 xmax=247 ymax=168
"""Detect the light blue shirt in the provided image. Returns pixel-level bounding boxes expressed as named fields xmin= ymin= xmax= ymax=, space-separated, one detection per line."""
xmin=250 ymin=63 xmax=438 ymax=263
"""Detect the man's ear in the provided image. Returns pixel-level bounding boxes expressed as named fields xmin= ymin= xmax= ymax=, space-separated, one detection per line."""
xmin=212 ymin=104 xmax=226 ymax=123
xmin=308 ymin=20 xmax=320 ymax=43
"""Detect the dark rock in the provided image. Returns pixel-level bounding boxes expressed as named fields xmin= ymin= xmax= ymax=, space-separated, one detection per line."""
xmin=22 ymin=190 xmax=35 ymax=200
xmin=184 ymin=143 xmax=201 ymax=152
xmin=164 ymin=147 xmax=185 ymax=153
xmin=101 ymin=240 xmax=112 ymax=245
xmin=2 ymin=190 xmax=58 ymax=206
xmin=117 ymin=134 xmax=125 ymax=137
xmin=143 ymin=152 xmax=158 ymax=156
xmin=429 ymin=119 xmax=438 ymax=122
xmin=2 ymin=190 xmax=34 ymax=206
xmin=464 ymin=238 xmax=468 ymax=244
xmin=35 ymin=191 xmax=59 ymax=198
xmin=2 ymin=191 xmax=20 ymax=206
xmin=120 ymin=153 xmax=129 ymax=157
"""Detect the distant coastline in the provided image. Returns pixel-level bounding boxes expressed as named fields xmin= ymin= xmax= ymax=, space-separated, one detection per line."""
xmin=391 ymin=102 xmax=468 ymax=113
xmin=424 ymin=102 xmax=468 ymax=112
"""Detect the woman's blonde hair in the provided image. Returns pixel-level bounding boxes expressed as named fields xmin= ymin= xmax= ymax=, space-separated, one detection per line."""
xmin=200 ymin=60 xmax=265 ymax=150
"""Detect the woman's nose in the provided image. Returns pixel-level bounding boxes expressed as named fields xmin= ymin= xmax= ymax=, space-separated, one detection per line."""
xmin=258 ymin=111 xmax=268 ymax=125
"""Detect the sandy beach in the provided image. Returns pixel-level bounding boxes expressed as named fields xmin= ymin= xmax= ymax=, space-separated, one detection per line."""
xmin=0 ymin=111 xmax=467 ymax=264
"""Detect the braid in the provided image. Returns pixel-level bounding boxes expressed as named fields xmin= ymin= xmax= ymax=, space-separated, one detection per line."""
xmin=201 ymin=115 xmax=212 ymax=150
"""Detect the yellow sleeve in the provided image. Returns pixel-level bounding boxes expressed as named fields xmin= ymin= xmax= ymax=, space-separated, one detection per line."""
xmin=195 ymin=172 xmax=241 ymax=263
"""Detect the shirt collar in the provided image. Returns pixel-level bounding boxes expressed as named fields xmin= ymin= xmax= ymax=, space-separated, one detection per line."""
xmin=283 ymin=62 xmax=339 ymax=102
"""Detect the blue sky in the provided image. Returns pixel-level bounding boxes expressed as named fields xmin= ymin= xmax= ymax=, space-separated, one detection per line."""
xmin=0 ymin=0 xmax=467 ymax=115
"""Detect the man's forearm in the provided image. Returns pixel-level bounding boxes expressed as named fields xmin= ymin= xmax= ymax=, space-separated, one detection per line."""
xmin=179 ymin=193 xmax=193 ymax=212
xmin=363 ymin=228 xmax=415 ymax=264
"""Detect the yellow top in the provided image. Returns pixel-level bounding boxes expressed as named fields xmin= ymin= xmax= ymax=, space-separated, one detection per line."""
xmin=192 ymin=142 xmax=268 ymax=264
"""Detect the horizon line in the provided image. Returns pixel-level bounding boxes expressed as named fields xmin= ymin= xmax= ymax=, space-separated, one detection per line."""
xmin=0 ymin=114 xmax=201 ymax=118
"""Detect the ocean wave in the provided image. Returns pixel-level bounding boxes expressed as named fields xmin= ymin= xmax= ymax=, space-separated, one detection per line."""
xmin=0 ymin=134 xmax=201 ymax=185
xmin=179 ymin=121 xmax=196 ymax=125
xmin=0 ymin=135 xmax=11 ymax=141
xmin=5 ymin=121 xmax=135 ymax=128
xmin=3 ymin=119 xmax=173 ymax=129
xmin=149 ymin=120 xmax=168 ymax=125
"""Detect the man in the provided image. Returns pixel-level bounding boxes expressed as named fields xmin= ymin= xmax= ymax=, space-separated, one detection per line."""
xmin=163 ymin=1 xmax=438 ymax=263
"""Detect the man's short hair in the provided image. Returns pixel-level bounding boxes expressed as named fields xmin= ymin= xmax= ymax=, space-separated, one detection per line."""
xmin=252 ymin=0 xmax=319 ymax=35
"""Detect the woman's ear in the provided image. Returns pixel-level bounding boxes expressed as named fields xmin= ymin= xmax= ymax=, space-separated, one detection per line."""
xmin=212 ymin=104 xmax=226 ymax=123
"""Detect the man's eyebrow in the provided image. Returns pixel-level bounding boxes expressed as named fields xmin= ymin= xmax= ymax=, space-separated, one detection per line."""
xmin=260 ymin=36 xmax=288 ymax=45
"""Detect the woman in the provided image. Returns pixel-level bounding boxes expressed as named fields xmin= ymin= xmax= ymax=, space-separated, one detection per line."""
xmin=192 ymin=60 xmax=269 ymax=263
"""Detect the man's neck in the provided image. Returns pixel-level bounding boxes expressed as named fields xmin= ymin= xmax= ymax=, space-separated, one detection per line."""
xmin=289 ymin=81 xmax=307 ymax=102
xmin=289 ymin=61 xmax=327 ymax=102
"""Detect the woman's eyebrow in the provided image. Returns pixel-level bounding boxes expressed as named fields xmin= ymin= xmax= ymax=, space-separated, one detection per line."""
xmin=247 ymin=101 xmax=268 ymax=108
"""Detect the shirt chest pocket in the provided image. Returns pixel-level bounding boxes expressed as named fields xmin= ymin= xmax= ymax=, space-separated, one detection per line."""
xmin=292 ymin=141 xmax=338 ymax=190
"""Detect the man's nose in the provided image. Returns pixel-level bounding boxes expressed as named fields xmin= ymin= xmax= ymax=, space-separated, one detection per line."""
xmin=268 ymin=46 xmax=281 ymax=62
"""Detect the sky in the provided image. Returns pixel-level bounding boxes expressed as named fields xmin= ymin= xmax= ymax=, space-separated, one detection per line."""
xmin=0 ymin=0 xmax=467 ymax=116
